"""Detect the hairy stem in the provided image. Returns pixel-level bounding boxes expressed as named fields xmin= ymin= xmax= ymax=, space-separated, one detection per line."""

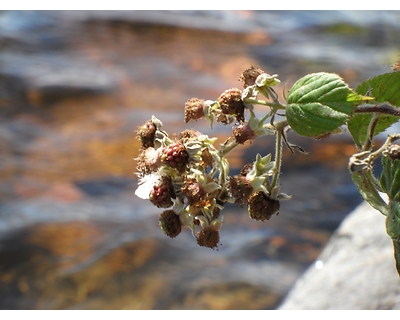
xmin=270 ymin=121 xmax=285 ymax=193
xmin=355 ymin=103 xmax=400 ymax=117
xmin=244 ymin=98 xmax=286 ymax=110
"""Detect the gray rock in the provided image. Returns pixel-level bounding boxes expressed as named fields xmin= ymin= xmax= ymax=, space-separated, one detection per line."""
xmin=278 ymin=200 xmax=400 ymax=310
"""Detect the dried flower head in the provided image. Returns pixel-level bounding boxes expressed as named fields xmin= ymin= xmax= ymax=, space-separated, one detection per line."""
xmin=228 ymin=175 xmax=253 ymax=206
xmin=184 ymin=98 xmax=207 ymax=123
xmin=248 ymin=192 xmax=280 ymax=221
xmin=181 ymin=178 xmax=206 ymax=207
xmin=159 ymin=210 xmax=182 ymax=238
xmin=135 ymin=147 xmax=162 ymax=177
xmin=217 ymin=88 xmax=246 ymax=122
xmin=179 ymin=129 xmax=202 ymax=143
xmin=197 ymin=227 xmax=220 ymax=249
xmin=239 ymin=65 xmax=265 ymax=88
xmin=233 ymin=122 xmax=256 ymax=144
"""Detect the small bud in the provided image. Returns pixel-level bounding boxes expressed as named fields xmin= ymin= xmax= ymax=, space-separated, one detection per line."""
xmin=248 ymin=192 xmax=280 ymax=221
xmin=137 ymin=119 xmax=157 ymax=149
xmin=233 ymin=110 xmax=274 ymax=144
xmin=217 ymin=88 xmax=246 ymax=122
xmin=159 ymin=210 xmax=182 ymax=238
xmin=239 ymin=65 xmax=266 ymax=88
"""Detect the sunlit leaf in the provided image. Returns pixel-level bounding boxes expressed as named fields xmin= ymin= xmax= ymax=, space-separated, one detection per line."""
xmin=348 ymin=72 xmax=400 ymax=148
xmin=286 ymin=72 xmax=370 ymax=138
xmin=347 ymin=113 xmax=399 ymax=148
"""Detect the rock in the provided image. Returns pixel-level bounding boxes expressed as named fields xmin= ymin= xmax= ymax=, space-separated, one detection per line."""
xmin=278 ymin=200 xmax=400 ymax=310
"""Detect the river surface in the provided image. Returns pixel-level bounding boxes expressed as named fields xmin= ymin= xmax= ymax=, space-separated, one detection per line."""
xmin=0 ymin=10 xmax=400 ymax=309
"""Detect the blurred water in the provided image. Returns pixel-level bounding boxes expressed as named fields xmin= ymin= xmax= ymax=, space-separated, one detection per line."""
xmin=0 ymin=10 xmax=399 ymax=310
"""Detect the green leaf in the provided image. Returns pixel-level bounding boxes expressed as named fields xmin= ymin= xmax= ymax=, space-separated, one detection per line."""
xmin=347 ymin=113 xmax=399 ymax=148
xmin=286 ymin=102 xmax=348 ymax=138
xmin=386 ymin=201 xmax=400 ymax=277
xmin=381 ymin=155 xmax=400 ymax=202
xmin=348 ymin=72 xmax=400 ymax=148
xmin=380 ymin=155 xmax=400 ymax=276
xmin=351 ymin=170 xmax=388 ymax=216
xmin=387 ymin=201 xmax=400 ymax=241
xmin=286 ymin=72 xmax=371 ymax=138
xmin=356 ymin=72 xmax=400 ymax=105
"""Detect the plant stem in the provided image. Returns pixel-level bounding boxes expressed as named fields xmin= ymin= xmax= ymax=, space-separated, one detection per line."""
xmin=244 ymin=98 xmax=286 ymax=110
xmin=355 ymin=103 xmax=400 ymax=117
xmin=270 ymin=121 xmax=285 ymax=193
xmin=218 ymin=139 xmax=239 ymax=158
xmin=363 ymin=113 xmax=379 ymax=151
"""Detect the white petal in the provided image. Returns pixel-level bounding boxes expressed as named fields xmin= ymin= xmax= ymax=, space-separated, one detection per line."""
xmin=134 ymin=173 xmax=160 ymax=200
xmin=134 ymin=183 xmax=151 ymax=200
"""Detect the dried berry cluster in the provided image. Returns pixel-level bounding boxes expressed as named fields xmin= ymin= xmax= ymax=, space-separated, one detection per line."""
xmin=135 ymin=66 xmax=292 ymax=249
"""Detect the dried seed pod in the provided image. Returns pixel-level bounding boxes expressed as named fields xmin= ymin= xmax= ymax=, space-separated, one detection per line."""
xmin=159 ymin=210 xmax=182 ymax=238
xmin=197 ymin=227 xmax=220 ymax=249
xmin=184 ymin=98 xmax=207 ymax=123
xmin=248 ymin=192 xmax=280 ymax=221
